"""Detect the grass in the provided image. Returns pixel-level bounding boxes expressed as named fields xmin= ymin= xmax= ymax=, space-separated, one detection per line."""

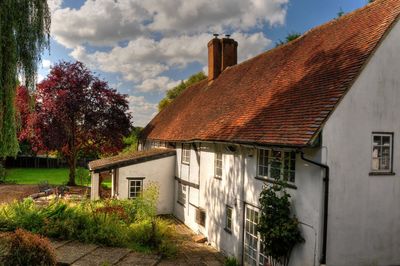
xmin=4 ymin=168 xmax=110 ymax=187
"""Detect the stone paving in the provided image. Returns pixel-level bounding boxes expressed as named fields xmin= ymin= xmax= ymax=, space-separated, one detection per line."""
xmin=51 ymin=218 xmax=225 ymax=266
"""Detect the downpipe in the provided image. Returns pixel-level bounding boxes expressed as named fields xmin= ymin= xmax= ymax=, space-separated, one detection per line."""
xmin=300 ymin=151 xmax=330 ymax=265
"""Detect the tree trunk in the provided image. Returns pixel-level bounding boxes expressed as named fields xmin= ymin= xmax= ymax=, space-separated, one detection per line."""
xmin=67 ymin=148 xmax=77 ymax=186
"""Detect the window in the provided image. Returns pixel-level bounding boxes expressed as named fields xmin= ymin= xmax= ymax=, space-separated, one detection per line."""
xmin=257 ymin=149 xmax=296 ymax=182
xmin=225 ymin=206 xmax=233 ymax=232
xmin=128 ymin=179 xmax=143 ymax=199
xmin=177 ymin=182 xmax=187 ymax=205
xmin=181 ymin=143 xmax=191 ymax=164
xmin=214 ymin=150 xmax=223 ymax=178
xmin=371 ymin=133 xmax=393 ymax=173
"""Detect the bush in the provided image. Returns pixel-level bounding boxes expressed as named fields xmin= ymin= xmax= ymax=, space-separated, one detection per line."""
xmin=0 ymin=184 xmax=176 ymax=256
xmin=0 ymin=229 xmax=56 ymax=266
xmin=224 ymin=256 xmax=239 ymax=266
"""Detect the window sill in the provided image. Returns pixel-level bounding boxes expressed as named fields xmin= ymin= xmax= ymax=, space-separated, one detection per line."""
xmin=214 ymin=176 xmax=222 ymax=180
xmin=181 ymin=162 xmax=190 ymax=165
xmin=255 ymin=176 xmax=297 ymax=189
xmin=177 ymin=201 xmax=185 ymax=207
xmin=369 ymin=172 xmax=396 ymax=176
xmin=224 ymin=228 xmax=232 ymax=234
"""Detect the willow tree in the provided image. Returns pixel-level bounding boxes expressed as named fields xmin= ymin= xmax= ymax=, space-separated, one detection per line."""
xmin=0 ymin=0 xmax=51 ymax=159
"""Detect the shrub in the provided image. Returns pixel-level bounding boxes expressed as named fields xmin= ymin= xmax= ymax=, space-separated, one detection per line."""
xmin=224 ymin=256 xmax=239 ymax=266
xmin=257 ymin=180 xmax=304 ymax=266
xmin=0 ymin=229 xmax=56 ymax=266
xmin=76 ymin=167 xmax=90 ymax=186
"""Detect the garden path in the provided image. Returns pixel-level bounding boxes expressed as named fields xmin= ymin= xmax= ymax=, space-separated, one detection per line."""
xmin=52 ymin=218 xmax=225 ymax=266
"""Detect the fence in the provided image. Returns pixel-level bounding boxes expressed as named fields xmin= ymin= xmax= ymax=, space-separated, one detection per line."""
xmin=5 ymin=156 xmax=93 ymax=169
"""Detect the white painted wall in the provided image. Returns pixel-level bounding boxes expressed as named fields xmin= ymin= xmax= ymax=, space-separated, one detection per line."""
xmin=116 ymin=155 xmax=176 ymax=214
xmin=173 ymin=142 xmax=324 ymax=265
xmin=322 ymin=20 xmax=400 ymax=266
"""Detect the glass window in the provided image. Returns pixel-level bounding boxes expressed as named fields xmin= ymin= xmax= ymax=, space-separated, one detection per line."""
xmin=128 ymin=179 xmax=143 ymax=199
xmin=226 ymin=206 xmax=233 ymax=232
xmin=215 ymin=150 xmax=223 ymax=178
xmin=177 ymin=182 xmax=187 ymax=205
xmin=181 ymin=144 xmax=191 ymax=164
xmin=257 ymin=149 xmax=296 ymax=182
xmin=372 ymin=133 xmax=393 ymax=172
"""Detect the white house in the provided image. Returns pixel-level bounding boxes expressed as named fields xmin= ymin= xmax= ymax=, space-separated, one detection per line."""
xmin=90 ymin=1 xmax=400 ymax=265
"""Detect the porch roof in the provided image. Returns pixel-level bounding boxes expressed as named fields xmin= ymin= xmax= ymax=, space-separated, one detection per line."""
xmin=88 ymin=149 xmax=176 ymax=172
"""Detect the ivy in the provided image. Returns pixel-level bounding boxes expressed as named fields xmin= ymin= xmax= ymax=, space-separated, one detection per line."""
xmin=257 ymin=179 xmax=304 ymax=266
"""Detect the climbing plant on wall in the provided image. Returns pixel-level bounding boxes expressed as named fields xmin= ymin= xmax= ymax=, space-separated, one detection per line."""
xmin=257 ymin=179 xmax=304 ymax=266
xmin=0 ymin=0 xmax=51 ymax=158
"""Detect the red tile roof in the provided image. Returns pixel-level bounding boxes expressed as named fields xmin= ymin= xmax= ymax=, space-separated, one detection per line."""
xmin=142 ymin=0 xmax=400 ymax=147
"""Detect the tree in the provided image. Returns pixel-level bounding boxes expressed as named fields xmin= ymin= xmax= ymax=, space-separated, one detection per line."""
xmin=30 ymin=61 xmax=132 ymax=185
xmin=15 ymin=85 xmax=35 ymax=155
xmin=0 ymin=0 xmax=50 ymax=159
xmin=122 ymin=127 xmax=143 ymax=154
xmin=158 ymin=71 xmax=207 ymax=111
xmin=275 ymin=33 xmax=302 ymax=47
xmin=257 ymin=180 xmax=304 ymax=266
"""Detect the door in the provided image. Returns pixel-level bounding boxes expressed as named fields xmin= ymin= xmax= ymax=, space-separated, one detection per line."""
xmin=243 ymin=205 xmax=273 ymax=266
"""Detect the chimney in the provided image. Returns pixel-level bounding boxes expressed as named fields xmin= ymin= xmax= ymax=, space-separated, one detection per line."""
xmin=221 ymin=35 xmax=238 ymax=71
xmin=208 ymin=34 xmax=238 ymax=84
xmin=208 ymin=34 xmax=222 ymax=84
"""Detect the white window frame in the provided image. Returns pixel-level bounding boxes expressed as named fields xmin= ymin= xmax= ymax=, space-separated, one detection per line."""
xmin=225 ymin=205 xmax=233 ymax=232
xmin=181 ymin=143 xmax=191 ymax=165
xmin=257 ymin=149 xmax=296 ymax=183
xmin=371 ymin=132 xmax=393 ymax=173
xmin=128 ymin=178 xmax=143 ymax=199
xmin=214 ymin=149 xmax=223 ymax=179
xmin=177 ymin=182 xmax=187 ymax=206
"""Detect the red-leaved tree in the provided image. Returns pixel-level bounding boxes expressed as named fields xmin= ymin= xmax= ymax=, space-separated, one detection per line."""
xmin=30 ymin=61 xmax=132 ymax=185
xmin=15 ymin=85 xmax=35 ymax=155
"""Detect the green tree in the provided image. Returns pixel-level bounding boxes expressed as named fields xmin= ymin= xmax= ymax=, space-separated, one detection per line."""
xmin=275 ymin=33 xmax=302 ymax=47
xmin=122 ymin=127 xmax=143 ymax=153
xmin=158 ymin=71 xmax=207 ymax=111
xmin=0 ymin=0 xmax=50 ymax=159
xmin=257 ymin=180 xmax=304 ymax=266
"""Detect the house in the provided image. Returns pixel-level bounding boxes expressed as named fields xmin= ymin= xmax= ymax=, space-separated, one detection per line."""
xmin=90 ymin=1 xmax=400 ymax=265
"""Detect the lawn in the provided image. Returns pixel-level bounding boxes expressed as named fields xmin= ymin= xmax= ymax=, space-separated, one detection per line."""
xmin=5 ymin=168 xmax=90 ymax=186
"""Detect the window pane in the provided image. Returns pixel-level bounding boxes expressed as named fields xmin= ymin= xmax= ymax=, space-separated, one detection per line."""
xmin=382 ymin=136 xmax=391 ymax=146
xmin=373 ymin=136 xmax=382 ymax=146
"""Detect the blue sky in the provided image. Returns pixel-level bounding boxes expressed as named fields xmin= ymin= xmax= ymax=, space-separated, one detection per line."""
xmin=40 ymin=0 xmax=367 ymax=126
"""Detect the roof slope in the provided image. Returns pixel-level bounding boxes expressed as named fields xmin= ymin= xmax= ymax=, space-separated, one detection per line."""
xmin=88 ymin=149 xmax=176 ymax=172
xmin=142 ymin=0 xmax=400 ymax=147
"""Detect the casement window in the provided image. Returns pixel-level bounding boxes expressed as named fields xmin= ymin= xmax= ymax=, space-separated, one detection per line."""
xmin=177 ymin=182 xmax=187 ymax=205
xmin=214 ymin=150 xmax=223 ymax=179
xmin=181 ymin=143 xmax=191 ymax=165
xmin=128 ymin=178 xmax=143 ymax=199
xmin=257 ymin=149 xmax=296 ymax=182
xmin=225 ymin=205 xmax=233 ymax=232
xmin=371 ymin=133 xmax=393 ymax=173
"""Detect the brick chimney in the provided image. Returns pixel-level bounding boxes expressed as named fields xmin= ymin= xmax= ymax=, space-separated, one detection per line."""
xmin=208 ymin=34 xmax=238 ymax=84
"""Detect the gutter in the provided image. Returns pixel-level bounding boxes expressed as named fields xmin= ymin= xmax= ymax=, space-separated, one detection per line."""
xmin=300 ymin=151 xmax=329 ymax=266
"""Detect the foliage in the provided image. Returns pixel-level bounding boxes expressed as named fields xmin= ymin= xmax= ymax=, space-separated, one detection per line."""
xmin=224 ymin=256 xmax=240 ymax=266
xmin=0 ymin=229 xmax=56 ymax=266
xmin=0 ymin=0 xmax=50 ymax=158
xmin=0 ymin=164 xmax=6 ymax=184
xmin=0 ymin=185 xmax=175 ymax=256
xmin=122 ymin=127 xmax=143 ymax=154
xmin=158 ymin=71 xmax=207 ymax=111
xmin=26 ymin=61 xmax=132 ymax=185
xmin=337 ymin=8 xmax=345 ymax=18
xmin=257 ymin=180 xmax=304 ymax=266
xmin=275 ymin=33 xmax=302 ymax=47
xmin=76 ymin=167 xmax=91 ymax=187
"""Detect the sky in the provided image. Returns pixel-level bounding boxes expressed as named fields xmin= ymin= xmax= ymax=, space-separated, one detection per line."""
xmin=39 ymin=0 xmax=368 ymax=127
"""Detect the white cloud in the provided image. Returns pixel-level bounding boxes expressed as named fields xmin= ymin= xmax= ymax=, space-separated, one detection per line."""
xmin=70 ymin=32 xmax=271 ymax=83
xmin=51 ymin=0 xmax=287 ymax=48
xmin=42 ymin=59 xmax=51 ymax=69
xmin=136 ymin=76 xmax=180 ymax=93
xmin=128 ymin=96 xmax=158 ymax=126
xmin=48 ymin=0 xmax=63 ymax=13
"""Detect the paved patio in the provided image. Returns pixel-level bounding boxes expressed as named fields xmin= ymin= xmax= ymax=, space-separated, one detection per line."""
xmin=51 ymin=218 xmax=225 ymax=266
